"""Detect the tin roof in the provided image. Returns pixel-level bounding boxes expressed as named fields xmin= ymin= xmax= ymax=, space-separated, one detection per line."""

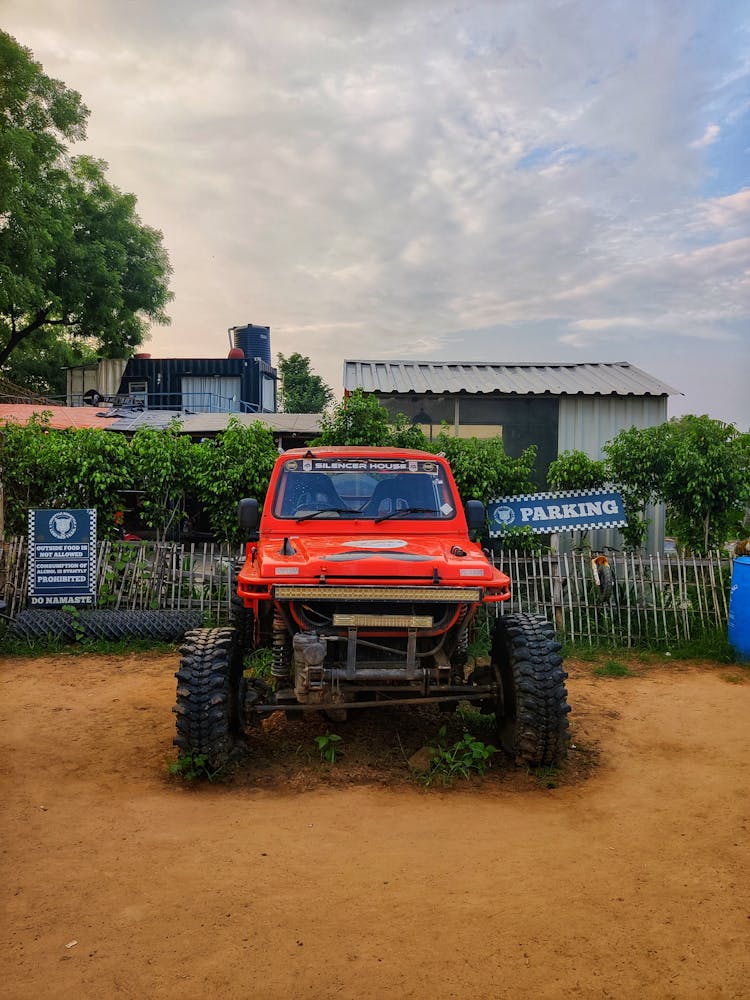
xmin=103 ymin=410 xmax=321 ymax=436
xmin=343 ymin=360 xmax=680 ymax=397
xmin=177 ymin=412 xmax=321 ymax=436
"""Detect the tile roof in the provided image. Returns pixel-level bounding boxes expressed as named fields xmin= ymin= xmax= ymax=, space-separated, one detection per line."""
xmin=343 ymin=360 xmax=681 ymax=397
xmin=0 ymin=404 xmax=121 ymax=430
xmin=0 ymin=405 xmax=321 ymax=436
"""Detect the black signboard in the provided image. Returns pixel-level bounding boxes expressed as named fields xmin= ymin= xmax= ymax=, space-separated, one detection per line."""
xmin=28 ymin=509 xmax=97 ymax=607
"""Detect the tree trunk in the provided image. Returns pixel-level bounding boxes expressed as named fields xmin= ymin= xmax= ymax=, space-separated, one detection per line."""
xmin=0 ymin=308 xmax=53 ymax=368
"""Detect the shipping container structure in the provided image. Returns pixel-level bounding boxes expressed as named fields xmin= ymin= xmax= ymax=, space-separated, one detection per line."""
xmin=67 ymin=355 xmax=277 ymax=413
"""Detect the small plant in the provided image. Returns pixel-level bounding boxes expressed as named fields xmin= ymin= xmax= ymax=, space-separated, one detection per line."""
xmin=62 ymin=604 xmax=89 ymax=644
xmin=169 ymin=750 xmax=224 ymax=782
xmin=593 ymin=660 xmax=631 ymax=678
xmin=423 ymin=726 xmax=497 ymax=786
xmin=314 ymin=731 xmax=343 ymax=764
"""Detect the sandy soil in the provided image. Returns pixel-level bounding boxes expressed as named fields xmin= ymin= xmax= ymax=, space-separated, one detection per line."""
xmin=1 ymin=650 xmax=749 ymax=1000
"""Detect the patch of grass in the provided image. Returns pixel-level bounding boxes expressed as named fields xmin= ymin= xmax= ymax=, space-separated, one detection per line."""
xmin=564 ymin=628 xmax=738 ymax=664
xmin=662 ymin=630 xmax=737 ymax=663
xmin=720 ymin=672 xmax=747 ymax=685
xmin=531 ymin=765 xmax=560 ymax=788
xmin=0 ymin=633 xmax=177 ymax=657
xmin=593 ymin=660 xmax=631 ymax=678
xmin=245 ymin=647 xmax=274 ymax=679
xmin=563 ymin=641 xmax=622 ymax=661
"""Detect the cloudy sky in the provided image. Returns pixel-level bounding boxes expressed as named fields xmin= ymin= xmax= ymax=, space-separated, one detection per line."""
xmin=5 ymin=0 xmax=749 ymax=427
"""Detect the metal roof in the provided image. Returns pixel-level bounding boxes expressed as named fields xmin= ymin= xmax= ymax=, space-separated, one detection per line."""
xmin=343 ymin=360 xmax=680 ymax=397
xmin=177 ymin=412 xmax=321 ymax=436
xmin=104 ymin=410 xmax=321 ymax=436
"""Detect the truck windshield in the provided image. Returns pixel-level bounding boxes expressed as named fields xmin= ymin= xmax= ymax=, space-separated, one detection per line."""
xmin=272 ymin=458 xmax=458 ymax=521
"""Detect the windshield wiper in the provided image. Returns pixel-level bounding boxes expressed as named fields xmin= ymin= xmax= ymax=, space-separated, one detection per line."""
xmin=374 ymin=507 xmax=438 ymax=523
xmin=294 ymin=507 xmax=358 ymax=521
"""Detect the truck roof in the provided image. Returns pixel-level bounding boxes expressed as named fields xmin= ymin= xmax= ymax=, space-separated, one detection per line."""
xmin=278 ymin=445 xmax=440 ymax=461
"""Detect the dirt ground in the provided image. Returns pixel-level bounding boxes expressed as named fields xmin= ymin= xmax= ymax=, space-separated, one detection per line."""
xmin=1 ymin=650 xmax=749 ymax=1000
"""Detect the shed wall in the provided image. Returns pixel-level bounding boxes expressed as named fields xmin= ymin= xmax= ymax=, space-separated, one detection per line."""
xmin=558 ymin=395 xmax=669 ymax=553
xmin=558 ymin=394 xmax=668 ymax=457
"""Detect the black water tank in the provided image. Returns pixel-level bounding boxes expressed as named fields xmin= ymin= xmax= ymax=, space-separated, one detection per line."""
xmin=230 ymin=324 xmax=271 ymax=365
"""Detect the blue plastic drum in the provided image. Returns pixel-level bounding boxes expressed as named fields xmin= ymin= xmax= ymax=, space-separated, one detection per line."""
xmin=728 ymin=556 xmax=750 ymax=661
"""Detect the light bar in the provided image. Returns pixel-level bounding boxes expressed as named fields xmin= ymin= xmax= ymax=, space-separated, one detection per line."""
xmin=332 ymin=613 xmax=434 ymax=628
xmin=272 ymin=585 xmax=482 ymax=602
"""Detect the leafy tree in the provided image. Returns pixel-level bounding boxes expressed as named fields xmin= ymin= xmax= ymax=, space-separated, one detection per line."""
xmin=604 ymin=423 xmax=672 ymax=550
xmin=1 ymin=330 xmax=98 ymax=398
xmin=277 ymin=353 xmax=333 ymax=413
xmin=315 ymin=389 xmax=428 ymax=447
xmin=546 ymin=450 xmax=608 ymax=491
xmin=0 ymin=413 xmax=65 ymax=536
xmin=192 ymin=418 xmax=278 ymax=543
xmin=0 ymin=418 xmax=131 ymax=539
xmin=127 ymin=424 xmax=198 ymax=542
xmin=53 ymin=427 xmax=132 ymax=533
xmin=0 ymin=32 xmax=172 ymax=373
xmin=658 ymin=416 xmax=749 ymax=552
xmin=605 ymin=416 xmax=750 ymax=552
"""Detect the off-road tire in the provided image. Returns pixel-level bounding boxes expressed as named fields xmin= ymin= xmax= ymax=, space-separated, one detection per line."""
xmin=173 ymin=627 xmax=244 ymax=770
xmin=492 ymin=613 xmax=570 ymax=767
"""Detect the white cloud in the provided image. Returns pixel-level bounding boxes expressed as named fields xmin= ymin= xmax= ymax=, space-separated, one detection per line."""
xmin=3 ymin=0 xmax=749 ymax=427
xmin=691 ymin=123 xmax=721 ymax=148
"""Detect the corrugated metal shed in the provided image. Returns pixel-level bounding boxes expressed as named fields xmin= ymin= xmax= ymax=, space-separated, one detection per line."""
xmin=343 ymin=360 xmax=680 ymax=398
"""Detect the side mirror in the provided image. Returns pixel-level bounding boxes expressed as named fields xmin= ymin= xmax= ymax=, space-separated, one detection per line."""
xmin=464 ymin=500 xmax=486 ymax=533
xmin=238 ymin=498 xmax=259 ymax=537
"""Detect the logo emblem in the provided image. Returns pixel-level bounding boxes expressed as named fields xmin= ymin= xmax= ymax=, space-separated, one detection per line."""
xmin=493 ymin=505 xmax=515 ymax=526
xmin=49 ymin=511 xmax=77 ymax=540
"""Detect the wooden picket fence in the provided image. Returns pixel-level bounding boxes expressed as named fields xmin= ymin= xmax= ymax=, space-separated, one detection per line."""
xmin=0 ymin=537 xmax=238 ymax=621
xmin=490 ymin=548 xmax=732 ymax=645
xmin=0 ymin=537 xmax=735 ymax=647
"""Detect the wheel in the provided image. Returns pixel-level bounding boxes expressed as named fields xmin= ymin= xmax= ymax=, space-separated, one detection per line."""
xmin=593 ymin=560 xmax=614 ymax=602
xmin=491 ymin=613 xmax=571 ymax=767
xmin=173 ymin=627 xmax=244 ymax=770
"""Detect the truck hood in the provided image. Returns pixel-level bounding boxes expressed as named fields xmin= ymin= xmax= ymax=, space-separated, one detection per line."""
xmin=256 ymin=533 xmax=497 ymax=584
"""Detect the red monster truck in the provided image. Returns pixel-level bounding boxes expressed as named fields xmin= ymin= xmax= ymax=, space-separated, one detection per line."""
xmin=174 ymin=447 xmax=570 ymax=770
